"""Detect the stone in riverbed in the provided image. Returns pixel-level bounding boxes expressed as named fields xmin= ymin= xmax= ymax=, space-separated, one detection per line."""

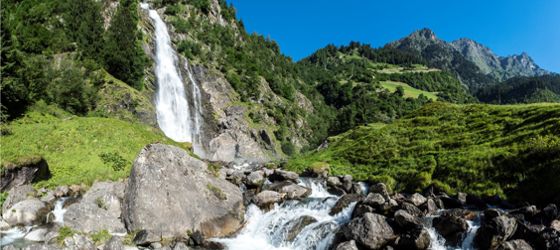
xmin=245 ymin=171 xmax=265 ymax=187
xmin=2 ymin=198 xmax=49 ymax=226
xmin=335 ymin=240 xmax=359 ymax=250
xmin=394 ymin=209 xmax=423 ymax=230
xmin=432 ymin=211 xmax=469 ymax=247
xmin=474 ymin=215 xmax=518 ymax=250
xmin=278 ymin=184 xmax=311 ymax=200
xmin=285 ymin=215 xmax=317 ymax=241
xmin=254 ymin=190 xmax=284 ymax=209
xmin=2 ymin=184 xmax=36 ymax=213
xmin=408 ymin=193 xmax=427 ymax=207
xmin=330 ymin=194 xmax=363 ymax=215
xmin=497 ymin=239 xmax=533 ymax=250
xmin=342 ymin=212 xmax=396 ymax=250
xmin=123 ymin=144 xmax=244 ymax=239
xmin=394 ymin=228 xmax=431 ymax=250
xmin=268 ymin=169 xmax=299 ymax=183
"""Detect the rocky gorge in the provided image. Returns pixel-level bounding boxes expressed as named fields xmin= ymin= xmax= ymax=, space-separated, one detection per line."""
xmin=2 ymin=143 xmax=559 ymax=250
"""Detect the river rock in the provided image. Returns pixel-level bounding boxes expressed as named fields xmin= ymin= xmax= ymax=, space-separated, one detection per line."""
xmin=341 ymin=175 xmax=353 ymax=192
xmin=278 ymin=184 xmax=311 ymax=200
xmin=54 ymin=185 xmax=69 ymax=197
xmin=63 ymin=234 xmax=95 ymax=250
xmin=335 ymin=240 xmax=359 ymax=250
xmin=2 ymin=198 xmax=49 ymax=226
xmin=400 ymin=202 xmax=423 ymax=217
xmin=394 ymin=210 xmax=423 ymax=230
xmin=342 ymin=212 xmax=396 ymax=250
xmin=394 ymin=228 xmax=431 ymax=250
xmin=408 ymin=193 xmax=427 ymax=207
xmin=226 ymin=170 xmax=246 ymax=186
xmin=369 ymin=183 xmax=391 ymax=199
xmin=0 ymin=219 xmax=9 ymax=230
xmin=497 ymin=239 xmax=533 ymax=250
xmin=475 ymin=215 xmax=518 ymax=250
xmin=537 ymin=228 xmax=560 ymax=250
xmin=24 ymin=227 xmax=50 ymax=242
xmin=104 ymin=236 xmax=125 ymax=250
xmin=551 ymin=220 xmax=560 ymax=231
xmin=285 ymin=215 xmax=317 ymax=241
xmin=254 ymin=190 xmax=284 ymax=209
xmin=245 ymin=171 xmax=265 ymax=187
xmin=420 ymin=198 xmax=438 ymax=214
xmin=64 ymin=181 xmax=126 ymax=234
xmin=123 ymin=144 xmax=245 ymax=239
xmin=133 ymin=229 xmax=162 ymax=246
xmin=2 ymin=184 xmax=36 ymax=213
xmin=330 ymin=194 xmax=363 ymax=215
xmin=432 ymin=212 xmax=469 ymax=246
xmin=0 ymin=156 xmax=50 ymax=192
xmin=268 ymin=169 xmax=299 ymax=183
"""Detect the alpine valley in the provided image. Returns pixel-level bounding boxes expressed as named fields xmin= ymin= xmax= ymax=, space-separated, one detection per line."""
xmin=1 ymin=0 xmax=559 ymax=250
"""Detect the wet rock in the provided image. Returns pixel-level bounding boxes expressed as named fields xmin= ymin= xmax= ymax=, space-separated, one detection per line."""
xmin=497 ymin=239 xmax=533 ymax=250
xmin=24 ymin=227 xmax=49 ymax=242
xmin=0 ymin=156 xmax=50 ymax=192
xmin=172 ymin=241 xmax=189 ymax=250
xmin=285 ymin=215 xmax=317 ymax=241
xmin=2 ymin=184 xmax=36 ymax=213
xmin=0 ymin=219 xmax=9 ymax=230
xmin=3 ymin=198 xmax=49 ymax=226
xmin=245 ymin=171 xmax=265 ymax=188
xmin=419 ymin=198 xmax=438 ymax=215
xmin=352 ymin=193 xmax=388 ymax=218
xmin=330 ymin=194 xmax=363 ymax=215
xmin=537 ymin=228 xmax=560 ymax=250
xmin=133 ymin=229 xmax=162 ymax=246
xmin=335 ymin=240 xmax=359 ymax=250
xmin=64 ymin=234 xmax=95 ymax=250
xmin=225 ymin=170 xmax=245 ymax=186
xmin=551 ymin=220 xmax=560 ymax=232
xmin=54 ymin=185 xmax=69 ymax=198
xmin=408 ymin=193 xmax=427 ymax=207
xmin=369 ymin=183 xmax=390 ymax=199
xmin=342 ymin=212 xmax=396 ymax=250
xmin=394 ymin=228 xmax=431 ymax=250
xmin=394 ymin=210 xmax=423 ymax=230
xmin=268 ymin=169 xmax=299 ymax=183
xmin=278 ymin=184 xmax=311 ymax=200
xmin=104 ymin=236 xmax=125 ymax=250
xmin=456 ymin=192 xmax=467 ymax=205
xmin=64 ymin=181 xmax=126 ymax=234
xmin=510 ymin=205 xmax=538 ymax=221
xmin=341 ymin=175 xmax=353 ymax=192
xmin=432 ymin=212 xmax=469 ymax=246
xmin=254 ymin=190 xmax=284 ymax=209
xmin=483 ymin=208 xmax=503 ymax=223
xmin=123 ymin=144 xmax=244 ymax=239
xmin=439 ymin=195 xmax=463 ymax=209
xmin=400 ymin=202 xmax=423 ymax=217
xmin=475 ymin=215 xmax=518 ymax=250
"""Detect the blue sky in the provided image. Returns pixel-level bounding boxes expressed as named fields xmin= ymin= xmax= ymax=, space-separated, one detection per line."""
xmin=227 ymin=0 xmax=559 ymax=73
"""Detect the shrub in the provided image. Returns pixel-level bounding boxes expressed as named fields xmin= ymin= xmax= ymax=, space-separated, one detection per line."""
xmin=99 ymin=152 xmax=128 ymax=172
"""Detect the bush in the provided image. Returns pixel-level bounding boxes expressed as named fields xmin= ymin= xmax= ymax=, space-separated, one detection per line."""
xmin=99 ymin=152 xmax=128 ymax=172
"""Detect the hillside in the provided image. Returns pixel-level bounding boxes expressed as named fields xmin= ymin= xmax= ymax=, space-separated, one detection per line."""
xmin=288 ymin=102 xmax=560 ymax=205
xmin=477 ymin=74 xmax=560 ymax=104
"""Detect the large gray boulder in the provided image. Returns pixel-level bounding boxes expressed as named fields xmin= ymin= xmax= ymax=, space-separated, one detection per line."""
xmin=2 ymin=184 xmax=36 ymax=213
xmin=123 ymin=144 xmax=244 ymax=239
xmin=342 ymin=212 xmax=396 ymax=249
xmin=475 ymin=215 xmax=518 ymax=250
xmin=2 ymin=198 xmax=49 ymax=226
xmin=64 ymin=181 xmax=126 ymax=234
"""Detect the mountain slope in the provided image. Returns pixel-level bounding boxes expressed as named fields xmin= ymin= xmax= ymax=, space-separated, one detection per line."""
xmin=288 ymin=102 xmax=560 ymax=205
xmin=477 ymin=74 xmax=560 ymax=104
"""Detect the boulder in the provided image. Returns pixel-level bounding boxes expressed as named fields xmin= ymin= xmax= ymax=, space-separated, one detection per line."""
xmin=330 ymin=194 xmax=363 ymax=216
xmin=225 ymin=170 xmax=245 ymax=186
xmin=24 ymin=227 xmax=50 ymax=242
xmin=394 ymin=228 xmax=431 ymax=250
xmin=285 ymin=215 xmax=317 ymax=241
xmin=64 ymin=181 xmax=126 ymax=234
xmin=104 ymin=236 xmax=125 ymax=250
xmin=475 ymin=215 xmax=518 ymax=250
xmin=497 ymin=239 xmax=533 ymax=250
xmin=400 ymin=202 xmax=423 ymax=217
xmin=254 ymin=190 xmax=284 ymax=209
xmin=551 ymin=220 xmax=560 ymax=232
xmin=123 ymin=144 xmax=244 ymax=239
xmin=419 ymin=198 xmax=438 ymax=215
xmin=278 ymin=184 xmax=311 ymax=200
xmin=63 ymin=234 xmax=95 ymax=250
xmin=133 ymin=229 xmax=162 ymax=246
xmin=2 ymin=198 xmax=49 ymax=226
xmin=342 ymin=212 xmax=396 ymax=249
xmin=394 ymin=210 xmax=423 ymax=230
xmin=432 ymin=212 xmax=469 ymax=246
xmin=245 ymin=171 xmax=265 ymax=188
xmin=537 ymin=228 xmax=560 ymax=250
xmin=369 ymin=183 xmax=391 ymax=199
xmin=408 ymin=193 xmax=427 ymax=207
xmin=268 ymin=169 xmax=299 ymax=183
xmin=341 ymin=175 xmax=353 ymax=192
xmin=439 ymin=195 xmax=463 ymax=209
xmin=2 ymin=184 xmax=36 ymax=213
xmin=335 ymin=240 xmax=359 ymax=250
xmin=0 ymin=156 xmax=50 ymax=192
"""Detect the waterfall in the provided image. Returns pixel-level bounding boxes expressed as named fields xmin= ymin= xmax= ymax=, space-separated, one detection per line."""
xmin=215 ymin=179 xmax=355 ymax=250
xmin=141 ymin=3 xmax=205 ymax=155
xmin=52 ymin=198 xmax=68 ymax=225
xmin=424 ymin=213 xmax=480 ymax=250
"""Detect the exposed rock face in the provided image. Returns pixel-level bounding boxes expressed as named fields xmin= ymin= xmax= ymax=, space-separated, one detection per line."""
xmin=254 ymin=190 xmax=284 ymax=209
xmin=2 ymin=198 xmax=49 ymax=226
xmin=2 ymin=184 xmax=36 ymax=213
xmin=342 ymin=212 xmax=396 ymax=249
xmin=475 ymin=215 xmax=518 ymax=250
xmin=0 ymin=157 xmax=50 ymax=192
xmin=123 ymin=143 xmax=244 ymax=239
xmin=432 ymin=211 xmax=469 ymax=246
xmin=64 ymin=181 xmax=127 ymax=234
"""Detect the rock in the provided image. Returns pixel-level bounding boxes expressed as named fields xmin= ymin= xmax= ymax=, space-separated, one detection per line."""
xmin=327 ymin=176 xmax=342 ymax=187
xmin=2 ymin=198 xmax=49 ymax=226
xmin=303 ymin=163 xmax=329 ymax=178
xmin=352 ymin=193 xmax=387 ymax=218
xmin=278 ymin=184 xmax=311 ymax=200
xmin=2 ymin=184 xmax=36 ymax=213
xmin=408 ymin=193 xmax=427 ymax=207
xmin=24 ymin=227 xmax=49 ymax=242
xmin=268 ymin=169 xmax=299 ymax=183
xmin=330 ymin=194 xmax=363 ymax=215
xmin=64 ymin=181 xmax=126 ymax=234
xmin=395 ymin=228 xmax=431 ymax=250
xmin=400 ymin=202 xmax=423 ymax=217
xmin=54 ymin=185 xmax=69 ymax=198
xmin=394 ymin=210 xmax=423 ymax=230
xmin=456 ymin=192 xmax=467 ymax=205
xmin=342 ymin=212 xmax=396 ymax=250
xmin=226 ymin=170 xmax=246 ymax=186
xmin=497 ymin=239 xmax=533 ymax=250
xmin=364 ymin=193 xmax=386 ymax=207
xmin=510 ymin=205 xmax=538 ymax=220
xmin=475 ymin=215 xmax=518 ymax=250
xmin=483 ymin=208 xmax=503 ymax=223
xmin=341 ymin=175 xmax=353 ymax=192
xmin=285 ymin=215 xmax=317 ymax=241
xmin=551 ymin=220 xmax=560 ymax=232
xmin=420 ymin=198 xmax=438 ymax=215
xmin=0 ymin=219 xmax=10 ymax=230
xmin=172 ymin=242 xmax=189 ymax=250
xmin=133 ymin=229 xmax=162 ymax=246
xmin=439 ymin=195 xmax=463 ymax=209
xmin=104 ymin=236 xmax=125 ymax=250
xmin=40 ymin=190 xmax=56 ymax=204
xmin=335 ymin=240 xmax=359 ymax=250
xmin=245 ymin=171 xmax=265 ymax=187
xmin=1 ymin=156 xmax=50 ymax=192
xmin=432 ymin=212 xmax=469 ymax=246
xmin=254 ymin=190 xmax=284 ymax=209
xmin=537 ymin=228 xmax=560 ymax=250
xmin=123 ymin=144 xmax=244 ymax=239
xmin=64 ymin=234 xmax=95 ymax=250
xmin=369 ymin=183 xmax=390 ymax=199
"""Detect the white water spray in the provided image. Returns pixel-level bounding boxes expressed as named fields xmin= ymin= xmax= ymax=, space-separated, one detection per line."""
xmin=52 ymin=198 xmax=68 ymax=225
xmin=141 ymin=3 xmax=205 ymax=155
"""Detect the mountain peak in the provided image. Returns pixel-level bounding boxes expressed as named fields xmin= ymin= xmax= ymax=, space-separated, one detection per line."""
xmin=411 ymin=28 xmax=437 ymax=41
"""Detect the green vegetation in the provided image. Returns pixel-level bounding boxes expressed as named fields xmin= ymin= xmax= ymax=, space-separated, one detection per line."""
xmin=0 ymin=105 xmax=186 ymax=188
xmin=380 ymin=81 xmax=438 ymax=100
xmin=207 ymin=183 xmax=227 ymax=200
xmin=91 ymin=230 xmax=112 ymax=245
xmin=477 ymin=75 xmax=560 ymax=104
xmin=0 ymin=192 xmax=7 ymax=208
xmin=288 ymin=103 xmax=560 ymax=205
xmin=57 ymin=226 xmax=77 ymax=245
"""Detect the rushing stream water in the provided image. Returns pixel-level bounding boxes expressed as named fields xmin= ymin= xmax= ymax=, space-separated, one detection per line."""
xmin=141 ymin=3 xmax=205 ymax=156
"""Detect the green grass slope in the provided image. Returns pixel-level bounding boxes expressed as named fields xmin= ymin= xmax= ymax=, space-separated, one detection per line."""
xmin=288 ymin=102 xmax=560 ymax=205
xmin=380 ymin=81 xmax=438 ymax=100
xmin=1 ymin=107 xmax=187 ymax=188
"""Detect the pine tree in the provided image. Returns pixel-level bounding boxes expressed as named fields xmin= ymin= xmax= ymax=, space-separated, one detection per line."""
xmin=65 ymin=0 xmax=104 ymax=62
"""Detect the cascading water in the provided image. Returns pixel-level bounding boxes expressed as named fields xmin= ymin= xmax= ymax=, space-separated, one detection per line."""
xmin=52 ymin=198 xmax=68 ymax=225
xmin=215 ymin=179 xmax=355 ymax=250
xmin=141 ymin=3 xmax=205 ymax=156
xmin=424 ymin=212 xmax=480 ymax=250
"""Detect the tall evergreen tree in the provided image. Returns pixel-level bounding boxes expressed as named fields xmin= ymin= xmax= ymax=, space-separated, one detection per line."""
xmin=65 ymin=0 xmax=104 ymax=62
